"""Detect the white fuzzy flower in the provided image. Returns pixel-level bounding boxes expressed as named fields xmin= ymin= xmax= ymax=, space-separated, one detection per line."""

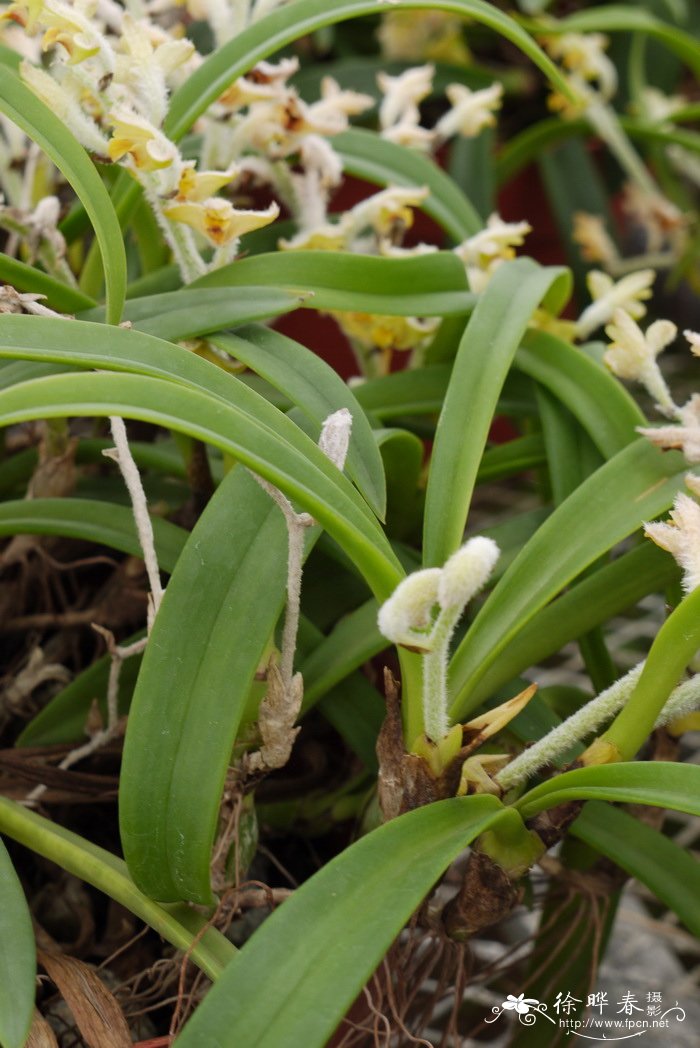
xmin=377 ymin=568 xmax=441 ymax=649
xmin=603 ymin=309 xmax=677 ymax=417
xmin=434 ymin=82 xmax=502 ymax=140
xmin=438 ymin=537 xmax=500 ymax=611
xmin=318 ymin=408 xmax=352 ymax=471
xmin=684 ymin=329 xmax=700 ymax=356
xmin=545 ymin=31 xmax=617 ymax=100
xmin=644 ymin=492 xmax=700 ymax=593
xmin=377 ymin=65 xmax=434 ymax=131
xmin=454 ymin=213 xmax=531 ymax=291
xmin=638 ymin=396 xmax=700 ymax=463
xmin=576 ymin=268 xmax=655 ymax=339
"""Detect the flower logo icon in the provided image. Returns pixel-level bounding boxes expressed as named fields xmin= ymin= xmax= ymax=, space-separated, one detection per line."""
xmin=502 ymin=994 xmax=540 ymax=1015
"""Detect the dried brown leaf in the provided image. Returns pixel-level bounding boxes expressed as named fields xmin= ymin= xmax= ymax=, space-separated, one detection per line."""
xmin=25 ymin=1009 xmax=59 ymax=1048
xmin=37 ymin=949 xmax=131 ymax=1048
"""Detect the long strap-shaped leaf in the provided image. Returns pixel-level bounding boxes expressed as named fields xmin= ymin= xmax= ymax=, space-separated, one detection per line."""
xmin=0 ymin=838 xmax=35 ymax=1048
xmin=333 ymin=127 xmax=482 ymax=241
xmin=0 ymin=252 xmax=96 ymax=313
xmin=423 ymin=258 xmax=570 ymax=566
xmin=516 ymin=330 xmax=644 ymax=458
xmin=173 ymin=796 xmax=506 ymax=1048
xmin=120 ymin=468 xmax=291 ymax=903
xmin=602 ymin=584 xmax=700 ymax=760
xmin=0 ymin=797 xmax=234 ymax=980
xmin=213 ymin=325 xmax=386 ymax=520
xmin=468 ymin=542 xmax=677 ymax=706
xmin=571 ymin=802 xmax=700 ymax=938
xmin=80 ymin=287 xmax=305 ymax=340
xmin=165 ymin=0 xmax=572 ymax=141
xmin=191 ymin=250 xmax=474 ymax=317
xmin=0 ymin=498 xmax=186 ymax=570
xmin=516 ymin=762 xmax=700 ymax=819
xmin=449 ymin=440 xmax=687 ymax=719
xmin=0 ymin=69 xmax=125 ymax=324
xmin=0 ymin=316 xmax=387 ymax=529
xmin=0 ymin=370 xmax=401 ymax=597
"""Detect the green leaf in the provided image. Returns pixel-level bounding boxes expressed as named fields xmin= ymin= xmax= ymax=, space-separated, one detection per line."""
xmin=449 ymin=440 xmax=687 ymax=718
xmin=571 ymin=802 xmax=700 ymax=938
xmin=120 ymin=468 xmax=290 ymax=903
xmin=602 ymin=584 xmax=700 ymax=759
xmin=0 ymin=837 xmax=35 ymax=1048
xmin=0 ymin=498 xmax=186 ymax=570
xmin=0 ymin=68 xmax=126 ymax=324
xmin=423 ymin=258 xmax=570 ymax=567
xmin=191 ymin=250 xmax=474 ymax=317
xmin=333 ymin=127 xmax=482 ymax=240
xmin=213 ymin=325 xmax=386 ymax=519
xmin=300 ymin=599 xmax=382 ymax=711
xmin=0 ymin=371 xmax=400 ymax=598
xmin=0 ymin=253 xmax=96 ymax=314
xmin=516 ymin=762 xmax=700 ymax=819
xmin=172 ymin=796 xmax=505 ymax=1048
xmin=354 ymin=364 xmax=451 ymax=420
xmin=469 ymin=533 xmax=677 ymax=706
xmin=80 ymin=287 xmax=306 ymax=340
xmin=0 ymin=796 xmax=234 ymax=980
xmin=165 ymin=0 xmax=573 ymax=141
xmin=516 ymin=330 xmax=645 ymax=458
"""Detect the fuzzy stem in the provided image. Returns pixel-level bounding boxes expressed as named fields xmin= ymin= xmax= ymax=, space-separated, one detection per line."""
xmin=422 ymin=606 xmax=460 ymax=742
xmin=106 ymin=417 xmax=164 ymax=625
xmin=138 ymin=175 xmax=206 ymax=284
xmin=496 ymin=664 xmax=644 ymax=791
xmin=252 ymin=475 xmax=312 ymax=694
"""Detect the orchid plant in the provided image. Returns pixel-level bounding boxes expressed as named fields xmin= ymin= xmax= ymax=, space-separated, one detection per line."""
xmin=0 ymin=0 xmax=699 ymax=1046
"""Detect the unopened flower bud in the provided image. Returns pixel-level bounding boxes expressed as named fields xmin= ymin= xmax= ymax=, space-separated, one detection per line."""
xmin=377 ymin=568 xmax=441 ymax=649
xmin=438 ymin=536 xmax=500 ymax=611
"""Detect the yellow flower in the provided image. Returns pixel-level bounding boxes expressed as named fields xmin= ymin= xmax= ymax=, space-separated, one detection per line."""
xmin=1 ymin=0 xmax=44 ymax=32
xmin=572 ymin=212 xmax=619 ymax=267
xmin=107 ymin=108 xmax=178 ymax=172
xmin=378 ymin=11 xmax=470 ymax=65
xmin=335 ymin=311 xmax=439 ymax=351
xmin=279 ymin=223 xmax=349 ymax=252
xmin=176 ymin=163 xmax=237 ymax=202
xmin=163 ymin=198 xmax=279 ymax=246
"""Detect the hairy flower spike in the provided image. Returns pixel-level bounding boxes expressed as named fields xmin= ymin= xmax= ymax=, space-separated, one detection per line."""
xmin=604 ymin=309 xmax=677 ymax=417
xmin=576 ymin=268 xmax=655 ymax=339
xmin=377 ymin=569 xmax=442 ymax=650
xmin=378 ymin=537 xmax=500 ymax=741
xmin=644 ymin=492 xmax=700 ymax=593
xmin=438 ymin=536 xmax=500 ymax=611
